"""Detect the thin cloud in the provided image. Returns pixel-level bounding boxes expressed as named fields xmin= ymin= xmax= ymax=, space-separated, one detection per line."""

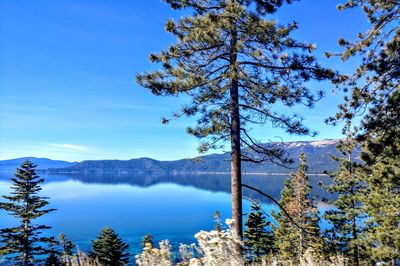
xmin=45 ymin=143 xmax=88 ymax=151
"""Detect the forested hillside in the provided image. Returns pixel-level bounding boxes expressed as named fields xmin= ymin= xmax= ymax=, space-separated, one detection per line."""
xmin=44 ymin=139 xmax=357 ymax=174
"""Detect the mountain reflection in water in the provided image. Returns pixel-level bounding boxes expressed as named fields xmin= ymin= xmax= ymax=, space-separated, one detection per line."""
xmin=0 ymin=171 xmax=334 ymax=261
xmin=32 ymin=172 xmax=334 ymax=203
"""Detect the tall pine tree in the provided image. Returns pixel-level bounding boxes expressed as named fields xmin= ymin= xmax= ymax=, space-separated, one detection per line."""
xmin=0 ymin=160 xmax=56 ymax=266
xmin=323 ymin=122 xmax=366 ymax=266
xmin=327 ymin=1 xmax=400 ymax=263
xmin=136 ymin=0 xmax=339 ymax=236
xmin=89 ymin=227 xmax=129 ymax=266
xmin=272 ymin=153 xmax=322 ymax=262
xmin=358 ymin=94 xmax=400 ymax=264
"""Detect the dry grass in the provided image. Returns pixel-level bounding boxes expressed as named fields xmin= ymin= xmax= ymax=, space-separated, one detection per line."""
xmin=134 ymin=219 xmax=351 ymax=266
xmin=0 ymin=220 xmax=352 ymax=266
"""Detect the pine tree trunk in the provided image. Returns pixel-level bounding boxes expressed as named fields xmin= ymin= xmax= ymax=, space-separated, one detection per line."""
xmin=23 ymin=219 xmax=29 ymax=266
xmin=229 ymin=7 xmax=242 ymax=238
xmin=230 ymin=82 xmax=242 ymax=238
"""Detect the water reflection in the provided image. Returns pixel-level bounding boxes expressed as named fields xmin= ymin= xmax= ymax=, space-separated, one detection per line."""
xmin=0 ymin=171 xmax=334 ymax=261
xmin=4 ymin=171 xmax=334 ymax=202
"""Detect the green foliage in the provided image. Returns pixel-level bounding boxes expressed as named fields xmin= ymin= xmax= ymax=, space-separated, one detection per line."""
xmin=328 ymin=0 xmax=399 ymax=179
xmin=141 ymin=234 xmax=154 ymax=248
xmin=89 ymin=227 xmax=129 ymax=266
xmin=0 ymin=160 xmax=56 ymax=265
xmin=58 ymin=233 xmax=76 ymax=266
xmin=272 ymin=153 xmax=322 ymax=262
xmin=136 ymin=0 xmax=339 ymax=164
xmin=327 ymin=0 xmax=399 ymax=129
xmin=361 ymin=155 xmax=400 ymax=263
xmin=45 ymin=253 xmax=62 ymax=266
xmin=272 ymin=178 xmax=298 ymax=260
xmin=358 ymin=92 xmax=400 ymax=263
xmin=327 ymin=1 xmax=400 ymax=263
xmin=244 ymin=202 xmax=275 ymax=261
xmin=137 ymin=0 xmax=339 ymax=236
xmin=323 ymin=128 xmax=367 ymax=265
xmin=45 ymin=241 xmax=62 ymax=266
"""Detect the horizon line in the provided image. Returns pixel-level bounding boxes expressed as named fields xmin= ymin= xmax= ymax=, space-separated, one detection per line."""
xmin=0 ymin=138 xmax=341 ymax=163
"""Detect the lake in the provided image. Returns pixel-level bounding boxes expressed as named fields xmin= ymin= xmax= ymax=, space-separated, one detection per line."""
xmin=0 ymin=171 xmax=333 ymax=262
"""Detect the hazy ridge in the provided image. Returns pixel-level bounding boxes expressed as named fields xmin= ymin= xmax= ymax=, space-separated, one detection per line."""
xmin=0 ymin=139 xmax=358 ymax=174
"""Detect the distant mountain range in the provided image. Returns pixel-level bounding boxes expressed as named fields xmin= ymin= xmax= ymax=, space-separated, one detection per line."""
xmin=0 ymin=139 xmax=356 ymax=174
xmin=0 ymin=157 xmax=77 ymax=171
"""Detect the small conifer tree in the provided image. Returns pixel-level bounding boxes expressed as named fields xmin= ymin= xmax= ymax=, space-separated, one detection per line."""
xmin=272 ymin=153 xmax=322 ymax=262
xmin=244 ymin=202 xmax=274 ymax=261
xmin=141 ymin=234 xmax=154 ymax=249
xmin=45 ymin=253 xmax=62 ymax=266
xmin=45 ymin=241 xmax=62 ymax=266
xmin=89 ymin=227 xmax=129 ymax=266
xmin=58 ymin=233 xmax=75 ymax=266
xmin=0 ymin=160 xmax=56 ymax=265
xmin=271 ymin=178 xmax=298 ymax=260
xmin=213 ymin=211 xmax=223 ymax=232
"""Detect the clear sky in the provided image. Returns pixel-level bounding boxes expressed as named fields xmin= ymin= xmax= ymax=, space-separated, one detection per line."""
xmin=0 ymin=0 xmax=369 ymax=162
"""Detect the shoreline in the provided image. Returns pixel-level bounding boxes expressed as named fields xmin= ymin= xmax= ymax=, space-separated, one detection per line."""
xmin=19 ymin=170 xmax=329 ymax=176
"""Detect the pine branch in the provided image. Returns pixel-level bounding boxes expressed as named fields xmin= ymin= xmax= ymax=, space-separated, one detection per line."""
xmin=242 ymin=184 xmax=308 ymax=233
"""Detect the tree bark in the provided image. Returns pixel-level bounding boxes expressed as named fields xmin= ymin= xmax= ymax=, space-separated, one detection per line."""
xmin=229 ymin=9 xmax=242 ymax=238
xmin=24 ymin=221 xmax=29 ymax=266
xmin=230 ymin=83 xmax=242 ymax=238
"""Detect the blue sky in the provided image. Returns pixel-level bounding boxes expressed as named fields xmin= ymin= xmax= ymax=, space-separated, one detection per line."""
xmin=0 ymin=0 xmax=369 ymax=162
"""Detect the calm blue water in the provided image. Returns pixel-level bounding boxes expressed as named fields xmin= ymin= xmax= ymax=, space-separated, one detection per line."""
xmin=0 ymin=172 xmax=333 ymax=262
